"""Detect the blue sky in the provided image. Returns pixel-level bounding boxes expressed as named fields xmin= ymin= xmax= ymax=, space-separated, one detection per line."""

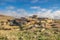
xmin=0 ymin=0 xmax=60 ymax=10
xmin=0 ymin=0 xmax=60 ymax=19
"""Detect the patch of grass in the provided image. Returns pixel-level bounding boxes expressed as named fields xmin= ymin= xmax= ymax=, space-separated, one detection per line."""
xmin=0 ymin=27 xmax=60 ymax=40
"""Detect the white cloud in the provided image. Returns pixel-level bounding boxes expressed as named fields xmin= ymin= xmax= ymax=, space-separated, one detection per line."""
xmin=0 ymin=7 xmax=28 ymax=18
xmin=31 ymin=0 xmax=48 ymax=3
xmin=30 ymin=6 xmax=40 ymax=9
xmin=31 ymin=0 xmax=39 ymax=3
xmin=2 ymin=0 xmax=17 ymax=2
xmin=30 ymin=6 xmax=60 ymax=19
xmin=34 ymin=10 xmax=60 ymax=19
xmin=0 ymin=6 xmax=60 ymax=19
xmin=52 ymin=10 xmax=60 ymax=19
xmin=6 ymin=6 xmax=15 ymax=10
xmin=39 ymin=0 xmax=48 ymax=3
xmin=0 ymin=2 xmax=6 ymax=6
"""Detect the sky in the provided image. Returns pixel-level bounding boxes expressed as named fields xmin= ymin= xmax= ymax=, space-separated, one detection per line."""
xmin=0 ymin=0 xmax=60 ymax=19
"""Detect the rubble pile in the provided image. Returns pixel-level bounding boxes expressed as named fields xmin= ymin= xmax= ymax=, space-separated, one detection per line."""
xmin=8 ymin=15 xmax=54 ymax=30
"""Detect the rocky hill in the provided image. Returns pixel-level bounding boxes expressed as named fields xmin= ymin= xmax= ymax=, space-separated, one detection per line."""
xmin=0 ymin=14 xmax=60 ymax=30
xmin=0 ymin=15 xmax=60 ymax=40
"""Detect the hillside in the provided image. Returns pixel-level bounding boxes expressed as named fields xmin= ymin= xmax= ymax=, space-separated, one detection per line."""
xmin=0 ymin=15 xmax=15 ymax=21
xmin=0 ymin=15 xmax=60 ymax=40
xmin=0 ymin=15 xmax=19 ymax=30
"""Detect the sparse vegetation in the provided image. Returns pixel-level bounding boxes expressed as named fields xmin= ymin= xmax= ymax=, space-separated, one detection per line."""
xmin=0 ymin=28 xmax=60 ymax=40
xmin=0 ymin=15 xmax=60 ymax=40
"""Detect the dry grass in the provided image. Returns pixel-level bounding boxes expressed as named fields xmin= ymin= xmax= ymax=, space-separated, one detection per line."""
xmin=0 ymin=27 xmax=60 ymax=40
xmin=0 ymin=15 xmax=60 ymax=40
